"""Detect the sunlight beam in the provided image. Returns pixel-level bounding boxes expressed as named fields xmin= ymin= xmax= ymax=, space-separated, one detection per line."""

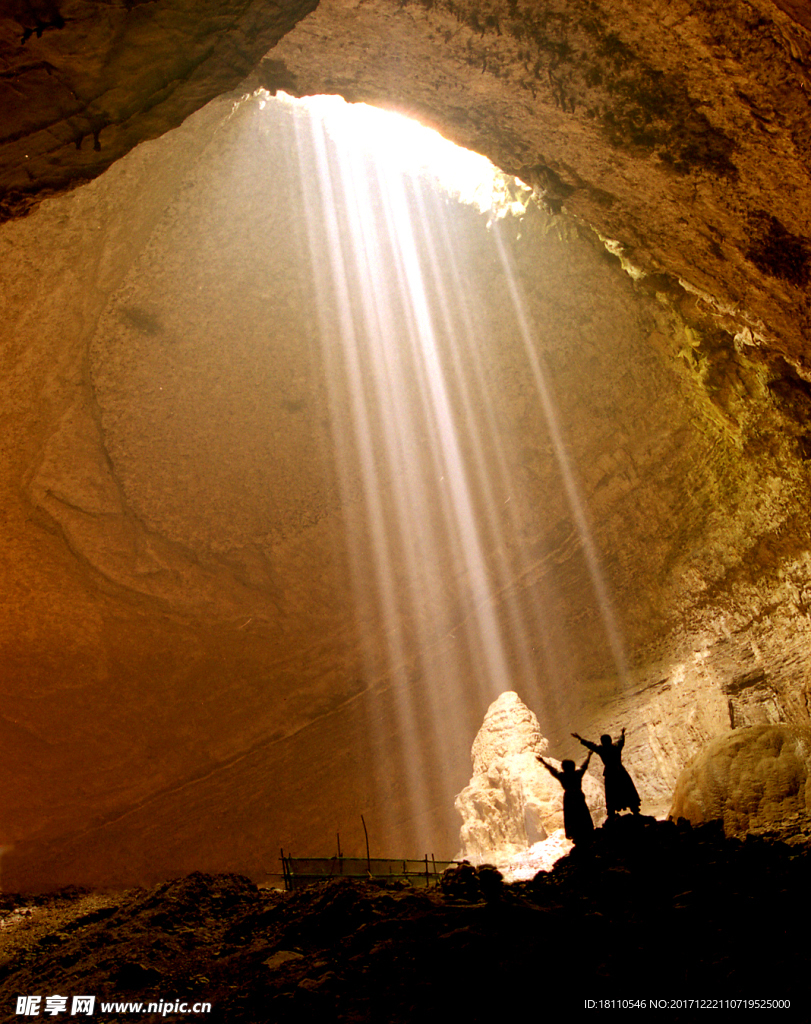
xmin=255 ymin=88 xmax=628 ymax=853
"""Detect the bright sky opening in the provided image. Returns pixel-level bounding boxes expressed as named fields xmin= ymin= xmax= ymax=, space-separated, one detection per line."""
xmin=268 ymin=90 xmax=530 ymax=217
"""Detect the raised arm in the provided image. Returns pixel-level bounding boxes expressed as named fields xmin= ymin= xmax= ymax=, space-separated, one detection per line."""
xmin=577 ymin=750 xmax=593 ymax=777
xmin=537 ymin=755 xmax=562 ymax=781
xmin=572 ymin=732 xmax=599 ymax=754
xmin=617 ymin=727 xmax=626 ymax=751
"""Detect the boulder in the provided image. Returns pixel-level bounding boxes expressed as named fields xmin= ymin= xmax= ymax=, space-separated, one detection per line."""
xmin=669 ymin=725 xmax=811 ymax=833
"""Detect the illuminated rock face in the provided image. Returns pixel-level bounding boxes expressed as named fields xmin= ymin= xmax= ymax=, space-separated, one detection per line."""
xmin=2 ymin=2 xmax=811 ymax=889
xmin=669 ymin=725 xmax=811 ymax=833
xmin=5 ymin=0 xmax=811 ymax=369
xmin=455 ymin=691 xmax=605 ymax=863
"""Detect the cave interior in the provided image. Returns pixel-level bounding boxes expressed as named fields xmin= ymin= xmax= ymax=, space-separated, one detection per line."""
xmin=2 ymin=0 xmax=811 ymax=893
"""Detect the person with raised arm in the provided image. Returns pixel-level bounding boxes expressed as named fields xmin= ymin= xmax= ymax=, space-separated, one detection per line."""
xmin=537 ymin=750 xmax=594 ymax=847
xmin=572 ymin=728 xmax=640 ymax=817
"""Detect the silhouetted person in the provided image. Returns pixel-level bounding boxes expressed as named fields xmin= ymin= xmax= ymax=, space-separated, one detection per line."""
xmin=572 ymin=728 xmax=640 ymax=817
xmin=537 ymin=751 xmax=594 ymax=846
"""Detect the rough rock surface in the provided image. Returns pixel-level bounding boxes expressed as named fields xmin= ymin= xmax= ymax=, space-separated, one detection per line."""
xmin=3 ymin=2 xmax=811 ymax=890
xmin=0 ymin=819 xmax=806 ymax=1017
xmin=208 ymin=0 xmax=811 ymax=367
xmin=455 ymin=691 xmax=605 ymax=862
xmin=5 ymin=0 xmax=811 ymax=373
xmin=3 ymin=86 xmax=811 ymax=889
xmin=0 ymin=0 xmax=317 ymax=220
xmin=670 ymin=724 xmax=811 ymax=833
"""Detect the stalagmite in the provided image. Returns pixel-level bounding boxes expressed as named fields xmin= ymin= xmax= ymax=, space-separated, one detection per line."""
xmin=455 ymin=691 xmax=605 ymax=868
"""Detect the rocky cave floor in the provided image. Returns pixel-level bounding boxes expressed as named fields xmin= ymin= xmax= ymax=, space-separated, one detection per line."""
xmin=0 ymin=817 xmax=807 ymax=1022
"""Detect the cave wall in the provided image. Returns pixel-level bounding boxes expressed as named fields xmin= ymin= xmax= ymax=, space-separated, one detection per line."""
xmin=0 ymin=0 xmax=318 ymax=220
xmin=5 ymin=0 xmax=811 ymax=365
xmin=264 ymin=0 xmax=811 ymax=367
xmin=2 ymin=0 xmax=811 ymax=888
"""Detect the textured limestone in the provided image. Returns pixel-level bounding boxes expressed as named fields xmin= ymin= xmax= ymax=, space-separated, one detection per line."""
xmin=669 ymin=725 xmax=811 ymax=832
xmin=3 ymin=0 xmax=811 ymax=368
xmin=265 ymin=0 xmax=811 ymax=369
xmin=0 ymin=0 xmax=317 ymax=220
xmin=2 ymin=48 xmax=811 ymax=888
xmin=455 ymin=691 xmax=605 ymax=862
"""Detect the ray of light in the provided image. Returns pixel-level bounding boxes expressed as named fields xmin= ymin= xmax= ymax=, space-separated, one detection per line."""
xmin=290 ymin=103 xmax=443 ymax=842
xmin=257 ymin=89 xmax=626 ymax=854
xmin=490 ymin=223 xmax=630 ymax=685
xmin=407 ymin=183 xmax=581 ymax=720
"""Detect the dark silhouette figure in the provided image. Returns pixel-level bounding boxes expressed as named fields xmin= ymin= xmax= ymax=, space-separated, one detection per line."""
xmin=537 ymin=751 xmax=594 ymax=846
xmin=572 ymin=728 xmax=640 ymax=817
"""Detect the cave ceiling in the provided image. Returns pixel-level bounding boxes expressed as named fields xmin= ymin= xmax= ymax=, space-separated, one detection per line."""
xmin=1 ymin=0 xmax=811 ymax=889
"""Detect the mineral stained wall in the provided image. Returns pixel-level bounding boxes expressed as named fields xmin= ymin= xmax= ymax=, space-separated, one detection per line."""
xmin=2 ymin=1 xmax=811 ymax=888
